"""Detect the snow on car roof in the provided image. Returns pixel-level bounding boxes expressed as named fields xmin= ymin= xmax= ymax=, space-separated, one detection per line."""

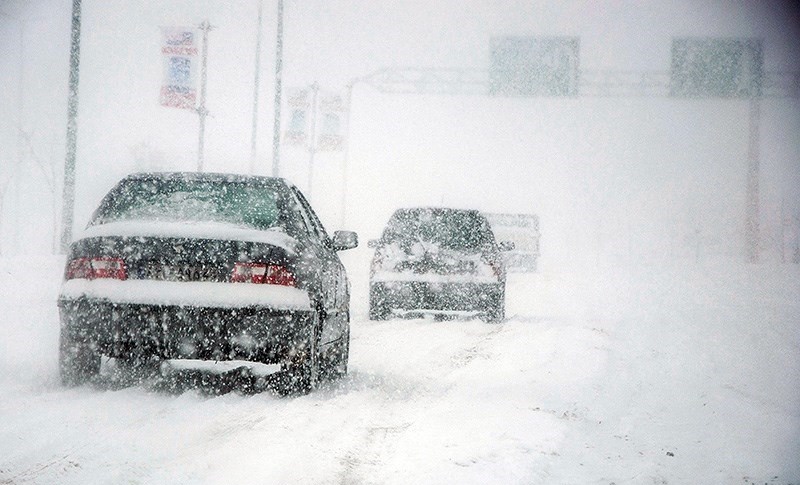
xmin=122 ymin=171 xmax=295 ymax=188
xmin=392 ymin=207 xmax=481 ymax=216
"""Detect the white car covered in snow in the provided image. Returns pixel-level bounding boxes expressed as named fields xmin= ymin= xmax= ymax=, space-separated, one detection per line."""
xmin=368 ymin=207 xmax=513 ymax=322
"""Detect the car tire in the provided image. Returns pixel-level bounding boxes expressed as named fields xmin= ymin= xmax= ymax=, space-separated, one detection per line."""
xmin=279 ymin=310 xmax=322 ymax=395
xmin=482 ymin=283 xmax=506 ymax=324
xmin=326 ymin=323 xmax=350 ymax=380
xmin=369 ymin=284 xmax=390 ymax=321
xmin=59 ymin=331 xmax=100 ymax=386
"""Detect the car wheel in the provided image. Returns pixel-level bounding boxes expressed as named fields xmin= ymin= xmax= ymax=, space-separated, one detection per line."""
xmin=279 ymin=310 xmax=322 ymax=395
xmin=369 ymin=284 xmax=390 ymax=320
xmin=59 ymin=331 xmax=100 ymax=386
xmin=482 ymin=283 xmax=506 ymax=324
xmin=326 ymin=323 xmax=350 ymax=380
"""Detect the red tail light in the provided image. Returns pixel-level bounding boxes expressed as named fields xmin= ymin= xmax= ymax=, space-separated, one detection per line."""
xmin=231 ymin=262 xmax=296 ymax=286
xmin=66 ymin=257 xmax=127 ymax=280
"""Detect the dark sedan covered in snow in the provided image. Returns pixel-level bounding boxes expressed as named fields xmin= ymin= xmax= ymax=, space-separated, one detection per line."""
xmin=368 ymin=207 xmax=512 ymax=323
xmin=58 ymin=172 xmax=358 ymax=393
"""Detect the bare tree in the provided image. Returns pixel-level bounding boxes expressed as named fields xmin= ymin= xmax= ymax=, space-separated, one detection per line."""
xmin=19 ymin=127 xmax=59 ymax=254
xmin=0 ymin=130 xmax=24 ymax=256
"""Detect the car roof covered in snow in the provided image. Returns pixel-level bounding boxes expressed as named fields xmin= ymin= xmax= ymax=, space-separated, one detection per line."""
xmin=120 ymin=171 xmax=295 ymax=188
xmin=392 ymin=207 xmax=482 ymax=217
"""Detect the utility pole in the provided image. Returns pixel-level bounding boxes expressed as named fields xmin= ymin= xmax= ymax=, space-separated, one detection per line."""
xmin=271 ymin=0 xmax=284 ymax=177
xmin=339 ymin=81 xmax=353 ymax=227
xmin=197 ymin=20 xmax=212 ymax=172
xmin=249 ymin=0 xmax=263 ymax=174
xmin=59 ymin=0 xmax=82 ymax=253
xmin=339 ymin=79 xmax=361 ymax=228
xmin=306 ymin=82 xmax=319 ymax=199
xmin=745 ymin=97 xmax=760 ymax=263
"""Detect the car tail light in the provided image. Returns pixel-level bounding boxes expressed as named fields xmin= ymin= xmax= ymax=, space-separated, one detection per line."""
xmin=65 ymin=257 xmax=127 ymax=280
xmin=231 ymin=262 xmax=296 ymax=286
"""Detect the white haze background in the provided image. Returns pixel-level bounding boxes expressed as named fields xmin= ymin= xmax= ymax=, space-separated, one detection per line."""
xmin=0 ymin=0 xmax=799 ymax=483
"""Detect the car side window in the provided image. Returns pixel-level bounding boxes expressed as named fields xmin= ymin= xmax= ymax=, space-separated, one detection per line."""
xmin=286 ymin=190 xmax=315 ymax=236
xmin=272 ymin=187 xmax=306 ymax=235
xmin=289 ymin=187 xmax=329 ymax=244
xmin=468 ymin=214 xmax=496 ymax=252
xmin=480 ymin=218 xmax=498 ymax=246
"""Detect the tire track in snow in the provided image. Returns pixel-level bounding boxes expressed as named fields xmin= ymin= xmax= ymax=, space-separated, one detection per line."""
xmin=2 ymin=454 xmax=83 ymax=485
xmin=333 ymin=318 xmax=510 ymax=484
xmin=448 ymin=322 xmax=506 ymax=368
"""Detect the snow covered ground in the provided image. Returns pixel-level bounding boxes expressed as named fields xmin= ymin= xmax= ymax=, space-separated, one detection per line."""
xmin=0 ymin=255 xmax=798 ymax=484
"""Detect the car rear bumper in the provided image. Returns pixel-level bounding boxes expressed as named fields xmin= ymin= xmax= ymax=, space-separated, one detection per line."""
xmin=58 ymin=296 xmax=313 ymax=364
xmin=370 ymin=280 xmax=502 ymax=314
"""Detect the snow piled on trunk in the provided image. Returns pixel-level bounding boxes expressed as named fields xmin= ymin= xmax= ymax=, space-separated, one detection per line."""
xmin=0 ymin=256 xmax=798 ymax=484
xmin=60 ymin=278 xmax=311 ymax=310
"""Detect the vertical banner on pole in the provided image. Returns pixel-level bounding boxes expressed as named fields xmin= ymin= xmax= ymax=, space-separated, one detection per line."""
xmin=283 ymin=87 xmax=348 ymax=151
xmin=284 ymin=88 xmax=309 ymax=145
xmin=281 ymin=84 xmax=348 ymax=201
xmin=160 ymin=27 xmax=198 ymax=109
xmin=316 ymin=91 xmax=347 ymax=151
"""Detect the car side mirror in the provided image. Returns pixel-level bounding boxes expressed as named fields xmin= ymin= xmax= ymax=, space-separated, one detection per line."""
xmin=498 ymin=241 xmax=515 ymax=252
xmin=332 ymin=230 xmax=358 ymax=251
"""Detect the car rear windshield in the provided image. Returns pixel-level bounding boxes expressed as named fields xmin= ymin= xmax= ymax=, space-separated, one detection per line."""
xmin=91 ymin=178 xmax=282 ymax=231
xmin=382 ymin=209 xmax=493 ymax=251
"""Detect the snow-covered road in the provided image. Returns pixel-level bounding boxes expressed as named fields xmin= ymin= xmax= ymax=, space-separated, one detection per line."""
xmin=1 ymin=257 xmax=798 ymax=484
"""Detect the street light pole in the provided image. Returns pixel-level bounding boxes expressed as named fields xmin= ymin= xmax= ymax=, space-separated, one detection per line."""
xmin=197 ymin=20 xmax=212 ymax=172
xmin=59 ymin=0 xmax=82 ymax=253
xmin=249 ymin=0 xmax=263 ymax=174
xmin=340 ymin=80 xmax=356 ymax=228
xmin=271 ymin=0 xmax=284 ymax=177
xmin=745 ymin=97 xmax=761 ymax=263
xmin=306 ymin=82 xmax=319 ymax=199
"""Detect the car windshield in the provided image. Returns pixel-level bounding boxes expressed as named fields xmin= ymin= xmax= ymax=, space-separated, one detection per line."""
xmin=91 ymin=178 xmax=282 ymax=231
xmin=382 ymin=209 xmax=492 ymax=251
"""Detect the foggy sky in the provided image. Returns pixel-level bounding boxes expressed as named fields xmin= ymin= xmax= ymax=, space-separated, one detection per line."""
xmin=0 ymin=0 xmax=798 ymax=266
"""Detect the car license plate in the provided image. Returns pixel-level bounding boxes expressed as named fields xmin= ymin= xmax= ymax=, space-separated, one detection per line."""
xmin=143 ymin=263 xmax=217 ymax=282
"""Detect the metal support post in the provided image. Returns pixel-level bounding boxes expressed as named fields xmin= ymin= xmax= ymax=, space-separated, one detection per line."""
xmin=60 ymin=0 xmax=82 ymax=253
xmin=745 ymin=97 xmax=760 ymax=263
xmin=340 ymin=80 xmax=356 ymax=227
xmin=249 ymin=0 xmax=263 ymax=173
xmin=197 ymin=20 xmax=212 ymax=172
xmin=271 ymin=0 xmax=284 ymax=177
xmin=306 ymin=82 xmax=319 ymax=199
